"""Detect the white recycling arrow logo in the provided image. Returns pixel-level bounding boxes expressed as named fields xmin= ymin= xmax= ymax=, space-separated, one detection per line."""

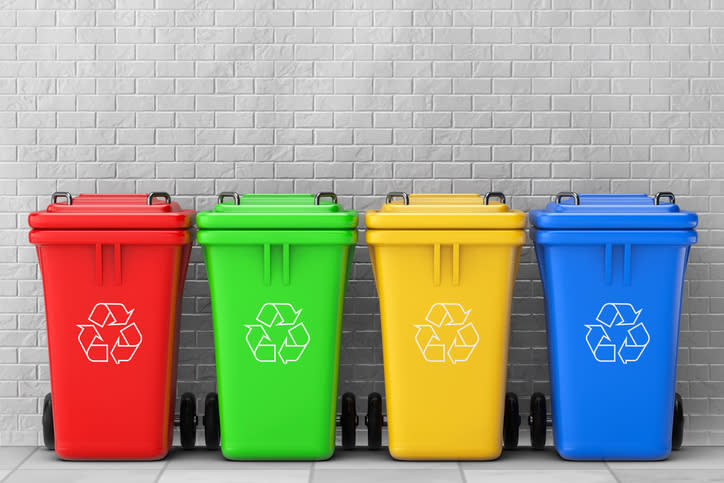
xmin=245 ymin=303 xmax=310 ymax=364
xmin=414 ymin=303 xmax=479 ymax=364
xmin=585 ymin=302 xmax=650 ymax=364
xmin=77 ymin=303 xmax=143 ymax=364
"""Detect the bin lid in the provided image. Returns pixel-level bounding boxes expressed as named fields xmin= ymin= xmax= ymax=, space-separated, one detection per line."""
xmin=365 ymin=192 xmax=527 ymax=230
xmin=28 ymin=192 xmax=194 ymax=230
xmin=195 ymin=192 xmax=358 ymax=230
xmin=529 ymin=192 xmax=698 ymax=230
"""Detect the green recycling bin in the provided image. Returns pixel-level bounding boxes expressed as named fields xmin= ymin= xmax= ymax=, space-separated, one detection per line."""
xmin=196 ymin=192 xmax=358 ymax=460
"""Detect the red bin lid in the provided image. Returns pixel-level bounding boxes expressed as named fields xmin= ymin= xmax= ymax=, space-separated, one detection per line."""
xmin=28 ymin=192 xmax=194 ymax=230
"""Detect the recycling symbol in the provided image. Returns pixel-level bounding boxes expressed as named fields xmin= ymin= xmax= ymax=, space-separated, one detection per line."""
xmin=585 ymin=303 xmax=650 ymax=364
xmin=245 ymin=303 xmax=310 ymax=364
xmin=414 ymin=303 xmax=479 ymax=364
xmin=77 ymin=303 xmax=143 ymax=364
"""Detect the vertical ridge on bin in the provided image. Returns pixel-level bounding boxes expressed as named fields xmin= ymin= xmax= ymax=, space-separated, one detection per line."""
xmin=605 ymin=243 xmax=612 ymax=285
xmin=263 ymin=243 xmax=271 ymax=285
xmin=624 ymin=244 xmax=632 ymax=286
xmin=283 ymin=244 xmax=290 ymax=286
xmin=96 ymin=244 xmax=103 ymax=286
xmin=452 ymin=243 xmax=460 ymax=286
xmin=115 ymin=243 xmax=122 ymax=285
xmin=433 ymin=243 xmax=441 ymax=286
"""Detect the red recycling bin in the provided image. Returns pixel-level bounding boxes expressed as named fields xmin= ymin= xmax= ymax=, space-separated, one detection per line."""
xmin=29 ymin=192 xmax=194 ymax=460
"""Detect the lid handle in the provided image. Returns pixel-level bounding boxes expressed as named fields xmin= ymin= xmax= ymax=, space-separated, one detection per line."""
xmin=218 ymin=192 xmax=240 ymax=205
xmin=555 ymin=192 xmax=580 ymax=205
xmin=51 ymin=192 xmax=72 ymax=205
xmin=314 ymin=192 xmax=337 ymax=205
xmin=147 ymin=192 xmax=171 ymax=205
xmin=385 ymin=192 xmax=409 ymax=205
xmin=484 ymin=192 xmax=506 ymax=205
xmin=655 ymin=191 xmax=676 ymax=205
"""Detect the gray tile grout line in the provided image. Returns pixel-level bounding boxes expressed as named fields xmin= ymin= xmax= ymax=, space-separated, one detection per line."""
xmin=153 ymin=457 xmax=171 ymax=483
xmin=0 ymin=447 xmax=39 ymax=483
xmin=308 ymin=459 xmax=315 ymax=483
xmin=605 ymin=462 xmax=624 ymax=483
xmin=457 ymin=461 xmax=468 ymax=483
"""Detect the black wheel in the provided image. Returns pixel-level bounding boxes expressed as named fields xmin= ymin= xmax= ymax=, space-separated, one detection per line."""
xmin=529 ymin=392 xmax=547 ymax=450
xmin=341 ymin=392 xmax=357 ymax=450
xmin=204 ymin=392 xmax=220 ymax=450
xmin=672 ymin=392 xmax=684 ymax=451
xmin=503 ymin=392 xmax=520 ymax=450
xmin=179 ymin=392 xmax=197 ymax=450
xmin=42 ymin=393 xmax=54 ymax=451
xmin=366 ymin=392 xmax=383 ymax=450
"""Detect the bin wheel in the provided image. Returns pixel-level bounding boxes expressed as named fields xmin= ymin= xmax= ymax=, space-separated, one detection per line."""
xmin=42 ymin=393 xmax=54 ymax=451
xmin=529 ymin=392 xmax=547 ymax=450
xmin=503 ymin=392 xmax=520 ymax=450
xmin=341 ymin=392 xmax=357 ymax=450
xmin=179 ymin=392 xmax=197 ymax=450
xmin=366 ymin=392 xmax=383 ymax=450
xmin=204 ymin=392 xmax=220 ymax=450
xmin=672 ymin=392 xmax=684 ymax=451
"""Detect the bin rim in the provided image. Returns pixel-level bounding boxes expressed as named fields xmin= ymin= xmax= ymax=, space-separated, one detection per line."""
xmin=197 ymin=229 xmax=358 ymax=246
xmin=29 ymin=229 xmax=192 ymax=246
xmin=529 ymin=227 xmax=697 ymax=246
xmin=366 ymin=229 xmax=526 ymax=246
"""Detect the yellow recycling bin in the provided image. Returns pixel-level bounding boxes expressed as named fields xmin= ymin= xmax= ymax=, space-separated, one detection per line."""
xmin=366 ymin=192 xmax=527 ymax=460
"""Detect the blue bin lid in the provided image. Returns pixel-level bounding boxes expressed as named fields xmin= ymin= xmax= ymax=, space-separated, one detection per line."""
xmin=529 ymin=192 xmax=698 ymax=230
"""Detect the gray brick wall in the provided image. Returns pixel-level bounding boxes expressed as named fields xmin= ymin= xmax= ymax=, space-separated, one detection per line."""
xmin=0 ymin=0 xmax=722 ymax=446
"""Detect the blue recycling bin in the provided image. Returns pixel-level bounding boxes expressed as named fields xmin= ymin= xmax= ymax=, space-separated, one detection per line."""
xmin=530 ymin=192 xmax=698 ymax=460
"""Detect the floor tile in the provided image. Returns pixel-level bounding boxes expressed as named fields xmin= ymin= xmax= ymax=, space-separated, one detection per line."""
xmin=462 ymin=448 xmax=608 ymax=470
xmin=164 ymin=448 xmax=312 ymax=469
xmin=463 ymin=469 xmax=618 ymax=483
xmin=3 ymin=469 xmax=161 ymax=483
xmin=607 ymin=446 xmax=724 ymax=469
xmin=611 ymin=469 xmax=724 ymax=482
xmin=313 ymin=468 xmax=463 ymax=483
xmin=158 ymin=469 xmax=310 ymax=483
xmin=0 ymin=448 xmax=35 ymax=469
xmin=314 ymin=448 xmax=460 ymax=469
xmin=19 ymin=448 xmax=167 ymax=469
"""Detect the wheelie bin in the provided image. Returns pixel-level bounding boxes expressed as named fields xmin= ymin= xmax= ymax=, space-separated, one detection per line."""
xmin=528 ymin=192 xmax=697 ymax=460
xmin=196 ymin=192 xmax=358 ymax=460
xmin=28 ymin=192 xmax=196 ymax=460
xmin=366 ymin=192 xmax=527 ymax=460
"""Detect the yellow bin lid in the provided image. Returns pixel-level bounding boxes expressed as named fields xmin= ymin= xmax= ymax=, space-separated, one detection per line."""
xmin=365 ymin=192 xmax=527 ymax=230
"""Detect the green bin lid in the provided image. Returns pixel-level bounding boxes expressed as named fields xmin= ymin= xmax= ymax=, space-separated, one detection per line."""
xmin=196 ymin=192 xmax=358 ymax=230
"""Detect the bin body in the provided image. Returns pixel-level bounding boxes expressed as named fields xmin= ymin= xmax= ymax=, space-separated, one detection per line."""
xmin=197 ymin=194 xmax=357 ymax=460
xmin=29 ymin=194 xmax=193 ymax=460
xmin=530 ymin=194 xmax=698 ymax=460
xmin=366 ymin=194 xmax=526 ymax=460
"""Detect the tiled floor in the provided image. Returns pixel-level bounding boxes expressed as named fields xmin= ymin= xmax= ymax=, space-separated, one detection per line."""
xmin=2 ymin=444 xmax=724 ymax=482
